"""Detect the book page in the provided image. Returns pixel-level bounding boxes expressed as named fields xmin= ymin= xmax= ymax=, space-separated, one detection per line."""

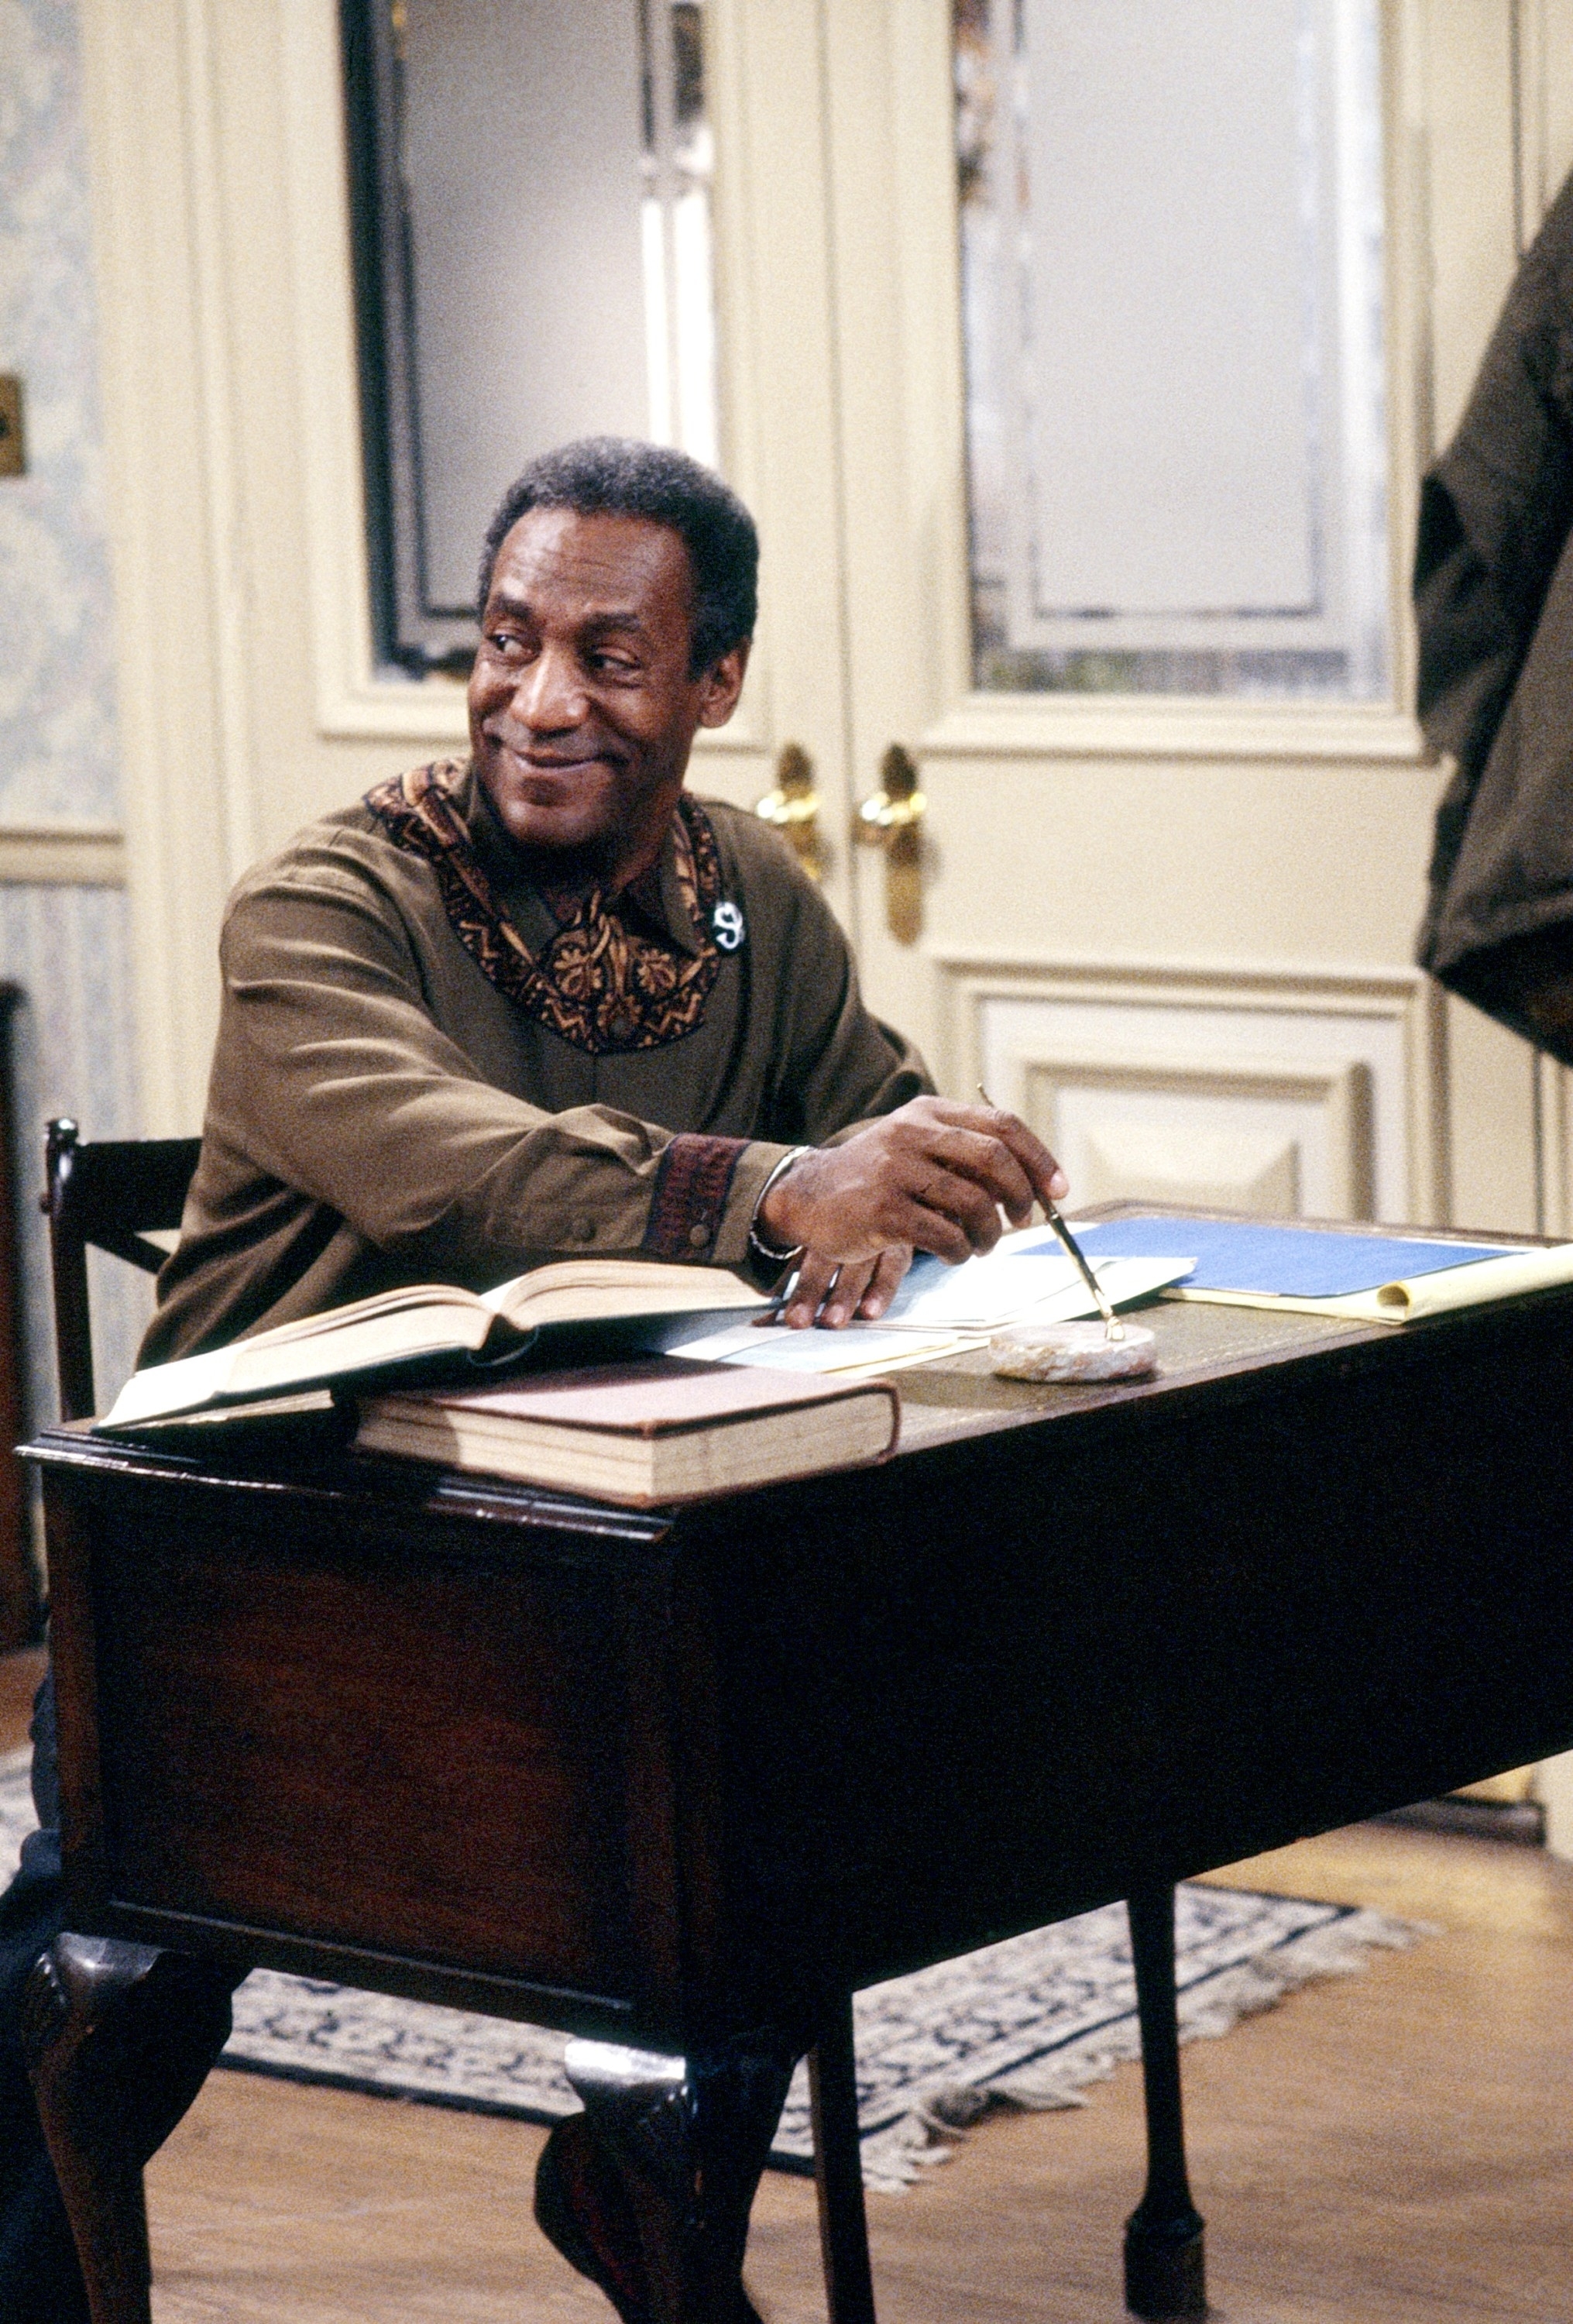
xmin=104 ymin=1343 xmax=241 ymax=1427
xmin=228 ymin=1303 xmax=496 ymax=1395
xmin=482 ymin=1260 xmax=765 ymax=1329
xmin=102 ymin=1294 xmax=496 ymax=1425
xmin=255 ymin=1284 xmax=489 ymax=1345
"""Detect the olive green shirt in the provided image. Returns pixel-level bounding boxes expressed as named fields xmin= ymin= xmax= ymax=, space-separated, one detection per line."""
xmin=143 ymin=765 xmax=929 ymax=1362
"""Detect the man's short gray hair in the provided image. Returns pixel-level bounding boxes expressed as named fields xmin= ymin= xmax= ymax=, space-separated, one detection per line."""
xmin=479 ymin=438 xmax=758 ymax=677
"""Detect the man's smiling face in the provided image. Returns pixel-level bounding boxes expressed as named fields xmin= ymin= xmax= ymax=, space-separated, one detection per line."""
xmin=467 ymin=507 xmax=747 ymax=890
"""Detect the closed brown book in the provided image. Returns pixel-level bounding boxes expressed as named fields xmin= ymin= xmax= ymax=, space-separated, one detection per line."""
xmin=353 ymin=1356 xmax=901 ymax=1507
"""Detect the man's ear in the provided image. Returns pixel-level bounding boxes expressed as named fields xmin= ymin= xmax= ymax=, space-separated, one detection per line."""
xmin=696 ymin=638 xmax=751 ymax=728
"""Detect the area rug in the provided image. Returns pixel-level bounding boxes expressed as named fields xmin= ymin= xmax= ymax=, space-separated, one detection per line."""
xmin=0 ymin=1747 xmax=1424 ymax=2190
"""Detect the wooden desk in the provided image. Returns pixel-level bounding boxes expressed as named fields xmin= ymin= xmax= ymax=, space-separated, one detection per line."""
xmin=24 ymin=1277 xmax=1573 ymax=2319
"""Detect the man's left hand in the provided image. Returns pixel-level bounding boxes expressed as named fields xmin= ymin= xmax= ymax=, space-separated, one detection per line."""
xmin=778 ymin=1243 xmax=912 ymax=1330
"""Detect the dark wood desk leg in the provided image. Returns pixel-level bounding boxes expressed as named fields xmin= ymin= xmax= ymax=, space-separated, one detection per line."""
xmin=20 ymin=1933 xmax=239 ymax=2324
xmin=809 ymin=1996 xmax=877 ymax=2324
xmin=559 ymin=2034 xmax=798 ymax=2322
xmin=1124 ymin=1885 xmax=1207 ymax=2319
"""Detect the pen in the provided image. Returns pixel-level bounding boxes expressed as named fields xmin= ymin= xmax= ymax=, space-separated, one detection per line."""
xmin=977 ymin=1085 xmax=1124 ymax=1342
xmin=757 ymin=1262 xmax=802 ymax=1322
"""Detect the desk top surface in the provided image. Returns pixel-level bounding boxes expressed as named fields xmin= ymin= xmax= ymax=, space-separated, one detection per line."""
xmin=29 ymin=1279 xmax=1563 ymax=1531
xmin=26 ymin=1205 xmax=1572 ymax=1520
xmin=882 ymin=1292 xmax=1369 ymax=1457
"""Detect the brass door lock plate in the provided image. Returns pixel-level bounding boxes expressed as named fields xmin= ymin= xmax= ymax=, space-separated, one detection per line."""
xmin=0 ymin=377 xmax=23 ymax=477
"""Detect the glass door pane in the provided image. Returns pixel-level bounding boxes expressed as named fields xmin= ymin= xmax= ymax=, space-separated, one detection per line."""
xmin=957 ymin=0 xmax=1389 ymax=697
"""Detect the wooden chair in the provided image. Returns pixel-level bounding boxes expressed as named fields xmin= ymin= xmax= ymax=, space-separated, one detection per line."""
xmin=27 ymin=1119 xmax=1201 ymax=2322
xmin=41 ymin=1116 xmax=201 ymax=1423
xmin=29 ymin=1119 xmax=235 ymax=2324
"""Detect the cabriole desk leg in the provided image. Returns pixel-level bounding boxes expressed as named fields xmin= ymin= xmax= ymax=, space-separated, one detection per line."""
xmin=550 ymin=2032 xmax=799 ymax=2323
xmin=1124 ymin=1884 xmax=1207 ymax=2319
xmin=20 ymin=1932 xmax=239 ymax=2324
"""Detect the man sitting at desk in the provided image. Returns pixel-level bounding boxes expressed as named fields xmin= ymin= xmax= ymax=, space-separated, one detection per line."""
xmin=0 ymin=437 xmax=1067 ymax=2321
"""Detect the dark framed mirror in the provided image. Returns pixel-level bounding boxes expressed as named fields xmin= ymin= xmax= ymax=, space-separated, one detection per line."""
xmin=340 ymin=0 xmax=719 ymax=674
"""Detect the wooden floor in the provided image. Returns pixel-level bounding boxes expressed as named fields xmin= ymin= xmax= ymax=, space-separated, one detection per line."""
xmin=0 ymin=1641 xmax=43 ymax=1755
xmin=5 ymin=1646 xmax=1572 ymax=2322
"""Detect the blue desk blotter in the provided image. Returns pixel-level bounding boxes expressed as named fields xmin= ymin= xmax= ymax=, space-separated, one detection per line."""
xmin=1033 ymin=1217 xmax=1520 ymax=1301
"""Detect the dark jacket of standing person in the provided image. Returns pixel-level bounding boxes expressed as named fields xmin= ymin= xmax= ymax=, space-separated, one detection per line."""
xmin=1416 ymin=165 xmax=1573 ymax=1063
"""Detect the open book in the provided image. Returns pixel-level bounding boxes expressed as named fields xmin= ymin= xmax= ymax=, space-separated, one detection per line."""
xmin=101 ymin=1260 xmax=768 ymax=1430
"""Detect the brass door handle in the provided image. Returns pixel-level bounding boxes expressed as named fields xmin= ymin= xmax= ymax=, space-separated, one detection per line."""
xmin=857 ymin=745 xmax=926 ymax=943
xmin=857 ymin=744 xmax=927 ymax=842
xmin=755 ymin=743 xmax=823 ymax=879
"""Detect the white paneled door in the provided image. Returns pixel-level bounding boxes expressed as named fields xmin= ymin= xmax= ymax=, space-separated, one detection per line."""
xmin=695 ymin=0 xmax=1573 ymax=1237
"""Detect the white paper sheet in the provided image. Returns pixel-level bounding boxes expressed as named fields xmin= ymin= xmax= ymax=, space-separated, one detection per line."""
xmin=879 ymin=1246 xmax=1195 ymax=1333
xmin=668 ymin=1322 xmax=977 ymax=1375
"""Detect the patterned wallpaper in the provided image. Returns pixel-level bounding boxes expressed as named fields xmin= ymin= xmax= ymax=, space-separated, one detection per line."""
xmin=0 ymin=886 xmax=146 ymax=1422
xmin=1 ymin=0 xmax=143 ymax=1425
xmin=0 ymin=0 xmax=120 ymax=824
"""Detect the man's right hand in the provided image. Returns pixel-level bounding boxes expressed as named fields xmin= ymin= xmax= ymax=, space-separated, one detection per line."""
xmin=757 ymin=1097 xmax=1068 ymax=1285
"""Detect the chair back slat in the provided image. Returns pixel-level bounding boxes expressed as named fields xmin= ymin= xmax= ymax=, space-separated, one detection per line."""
xmin=43 ymin=1118 xmax=201 ymax=1422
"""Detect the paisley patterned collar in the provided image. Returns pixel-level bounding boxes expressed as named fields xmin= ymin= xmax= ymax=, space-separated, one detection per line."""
xmin=364 ymin=759 xmax=726 ymax=1054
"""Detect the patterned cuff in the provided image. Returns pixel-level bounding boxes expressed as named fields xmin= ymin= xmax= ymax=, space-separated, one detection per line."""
xmin=641 ymin=1135 xmax=750 ymax=1260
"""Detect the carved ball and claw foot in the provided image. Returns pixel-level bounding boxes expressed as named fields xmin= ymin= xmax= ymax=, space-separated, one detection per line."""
xmin=536 ymin=2033 xmax=800 ymax=2324
xmin=19 ymin=1932 xmax=241 ymax=2324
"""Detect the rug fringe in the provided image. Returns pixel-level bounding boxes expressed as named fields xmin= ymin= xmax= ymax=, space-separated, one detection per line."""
xmin=858 ymin=1906 xmax=1430 ymax=2192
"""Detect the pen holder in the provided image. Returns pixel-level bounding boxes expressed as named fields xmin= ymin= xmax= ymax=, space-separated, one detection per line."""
xmin=989 ymin=1321 xmax=1158 ymax=1383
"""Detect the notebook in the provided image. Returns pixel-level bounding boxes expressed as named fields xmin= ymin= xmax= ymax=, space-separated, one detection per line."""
xmin=1063 ymin=1215 xmax=1573 ymax=1325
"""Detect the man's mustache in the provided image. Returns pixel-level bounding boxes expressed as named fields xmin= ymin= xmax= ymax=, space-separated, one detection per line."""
xmin=484 ymin=724 xmax=623 ymax=770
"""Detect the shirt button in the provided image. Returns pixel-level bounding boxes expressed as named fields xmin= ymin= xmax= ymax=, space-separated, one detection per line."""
xmin=608 ymin=1011 xmax=634 ymax=1043
xmin=572 ymin=1217 xmax=596 ymax=1243
xmin=688 ymin=1221 xmax=713 ymax=1249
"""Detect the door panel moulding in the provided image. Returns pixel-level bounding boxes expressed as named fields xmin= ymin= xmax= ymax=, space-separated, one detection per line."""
xmin=79 ymin=0 xmax=237 ymax=1132
xmin=918 ymin=698 xmax=1431 ymax=765
xmin=1534 ymin=1050 xmax=1573 ymax=1239
xmin=933 ymin=956 xmax=1448 ymax=1228
xmin=1018 ymin=1050 xmax=1374 ymax=1222
xmin=177 ymin=0 xmax=259 ymax=885
xmin=1509 ymin=0 xmax=1573 ymax=250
